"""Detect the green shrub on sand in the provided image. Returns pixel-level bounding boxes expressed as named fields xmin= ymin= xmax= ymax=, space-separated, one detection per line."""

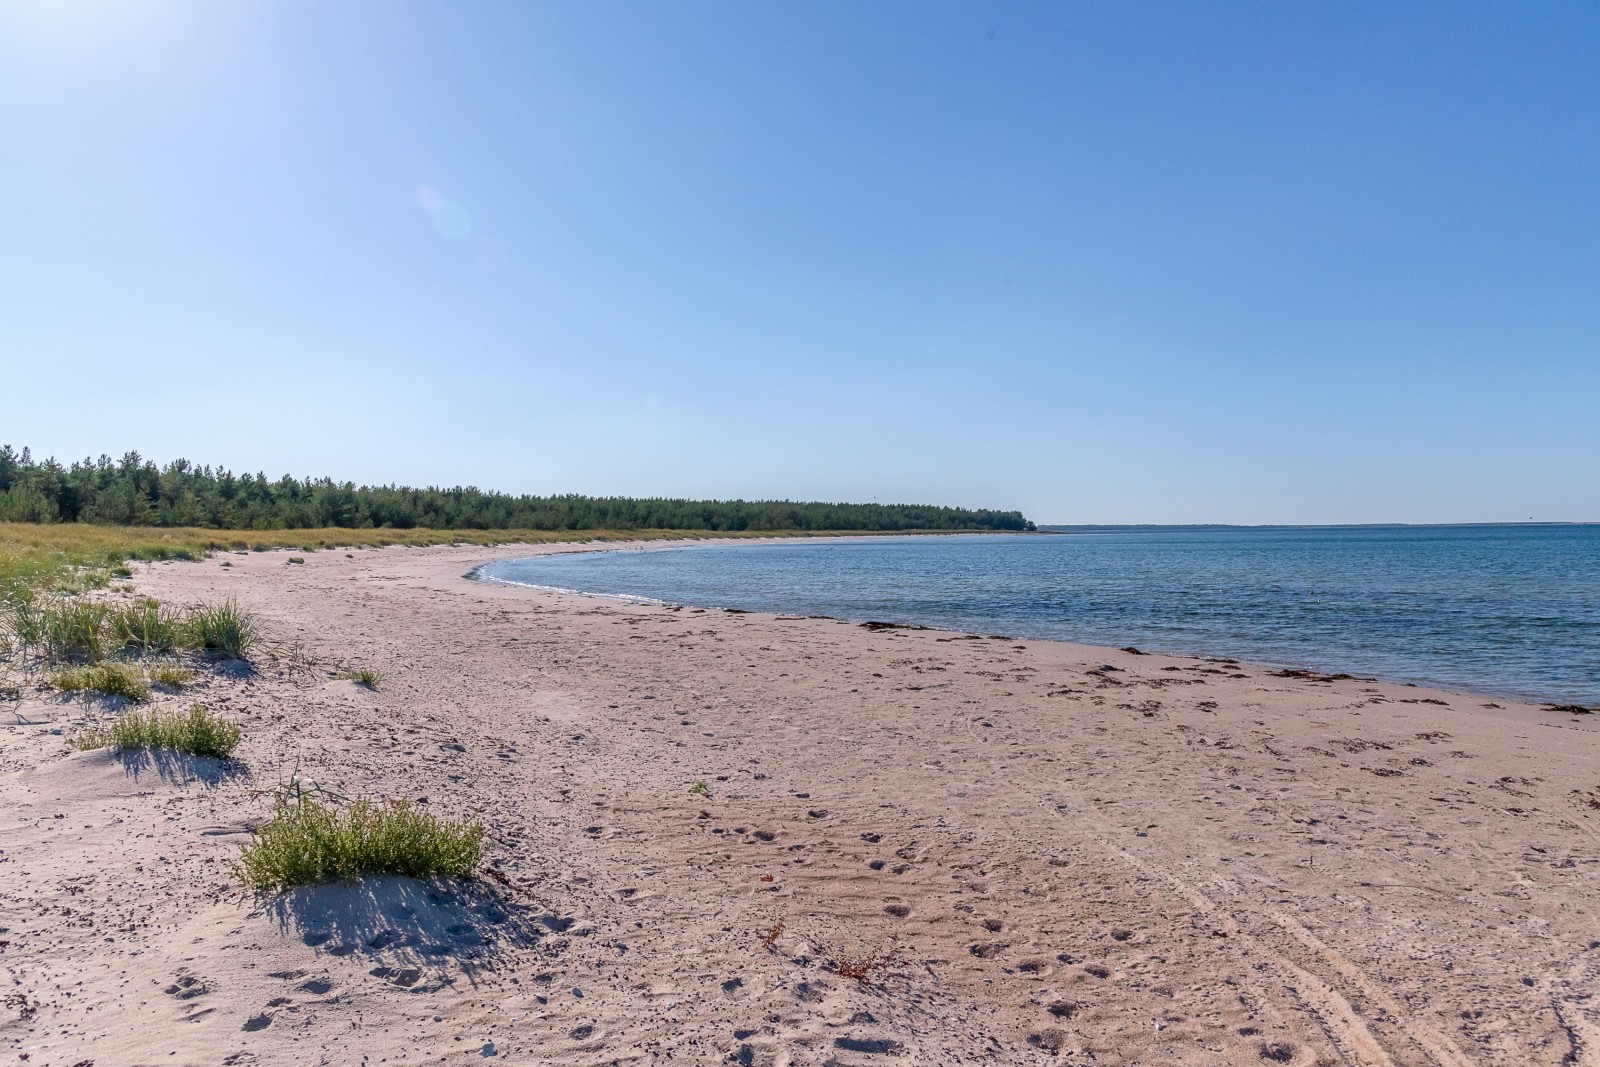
xmin=235 ymin=795 xmax=485 ymax=890
xmin=71 ymin=702 xmax=241 ymax=758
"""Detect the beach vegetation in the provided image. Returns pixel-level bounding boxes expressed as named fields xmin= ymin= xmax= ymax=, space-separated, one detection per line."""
xmin=235 ymin=793 xmax=485 ymax=890
xmin=13 ymin=597 xmax=110 ymax=662
xmin=341 ymin=666 xmax=381 ymax=689
xmin=109 ymin=598 xmax=183 ymax=654
xmin=181 ymin=598 xmax=259 ymax=659
xmin=71 ymin=702 xmax=240 ymax=757
xmin=52 ymin=661 xmax=152 ymax=702
xmin=689 ymin=779 xmax=711 ymax=797
xmin=148 ymin=661 xmax=199 ymax=688
xmin=833 ymin=942 xmax=903 ymax=985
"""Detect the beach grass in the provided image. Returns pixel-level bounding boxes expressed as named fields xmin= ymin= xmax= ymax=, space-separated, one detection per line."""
xmin=342 ymin=666 xmax=381 ymax=689
xmin=109 ymin=598 xmax=183 ymax=654
xmin=71 ymin=702 xmax=240 ymax=757
xmin=181 ymin=599 xmax=260 ymax=660
xmin=52 ymin=661 xmax=152 ymax=702
xmin=15 ymin=597 xmax=112 ymax=661
xmin=1 ymin=522 xmax=875 ymax=572
xmin=148 ymin=661 xmax=199 ymax=688
xmin=235 ymin=795 xmax=485 ymax=890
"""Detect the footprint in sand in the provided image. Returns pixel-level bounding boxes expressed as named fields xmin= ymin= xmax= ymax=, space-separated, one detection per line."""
xmin=242 ymin=1012 xmax=273 ymax=1032
xmin=165 ymin=973 xmax=208 ymax=1001
xmin=369 ymin=965 xmax=422 ymax=988
xmin=834 ymin=1037 xmax=905 ymax=1053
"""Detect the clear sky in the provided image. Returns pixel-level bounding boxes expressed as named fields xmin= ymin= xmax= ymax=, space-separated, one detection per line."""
xmin=2 ymin=2 xmax=1596 ymax=524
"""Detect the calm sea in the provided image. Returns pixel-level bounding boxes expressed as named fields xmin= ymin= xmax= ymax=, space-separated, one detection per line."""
xmin=476 ymin=525 xmax=1600 ymax=706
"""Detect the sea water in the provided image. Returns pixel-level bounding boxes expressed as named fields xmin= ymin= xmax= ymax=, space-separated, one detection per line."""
xmin=476 ymin=525 xmax=1600 ymax=706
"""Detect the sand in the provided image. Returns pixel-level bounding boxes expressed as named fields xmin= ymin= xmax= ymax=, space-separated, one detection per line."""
xmin=3 ymin=538 xmax=1598 ymax=1066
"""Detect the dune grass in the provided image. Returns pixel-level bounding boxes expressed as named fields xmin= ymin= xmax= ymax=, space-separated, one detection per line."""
xmin=181 ymin=599 xmax=259 ymax=659
xmin=0 ymin=521 xmax=837 ymax=565
xmin=235 ymin=795 xmax=486 ymax=890
xmin=4 ymin=593 xmax=261 ymax=666
xmin=12 ymin=597 xmax=111 ymax=661
xmin=341 ymin=666 xmax=381 ymax=689
xmin=70 ymin=702 xmax=241 ymax=757
xmin=52 ymin=661 xmax=152 ymax=702
xmin=109 ymin=598 xmax=183 ymax=654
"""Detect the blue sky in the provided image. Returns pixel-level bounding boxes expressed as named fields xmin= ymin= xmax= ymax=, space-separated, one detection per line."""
xmin=2 ymin=1 xmax=1595 ymax=523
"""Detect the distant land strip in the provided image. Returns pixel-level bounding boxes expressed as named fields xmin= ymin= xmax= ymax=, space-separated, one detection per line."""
xmin=0 ymin=446 xmax=1033 ymax=533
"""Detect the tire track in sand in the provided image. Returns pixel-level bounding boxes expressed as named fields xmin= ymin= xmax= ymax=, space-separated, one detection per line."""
xmin=957 ymin=707 xmax=1476 ymax=1067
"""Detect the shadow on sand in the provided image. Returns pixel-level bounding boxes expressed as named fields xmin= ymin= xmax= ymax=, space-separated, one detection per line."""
xmin=264 ymin=874 xmax=555 ymax=983
xmin=114 ymin=747 xmax=251 ymax=788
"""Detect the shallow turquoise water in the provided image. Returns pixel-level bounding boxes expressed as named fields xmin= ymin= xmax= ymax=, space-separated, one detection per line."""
xmin=477 ymin=525 xmax=1600 ymax=705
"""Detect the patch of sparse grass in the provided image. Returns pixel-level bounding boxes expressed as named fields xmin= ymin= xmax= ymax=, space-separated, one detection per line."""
xmin=181 ymin=598 xmax=259 ymax=659
xmin=689 ymin=779 xmax=711 ymax=798
xmin=110 ymin=564 xmax=133 ymax=579
xmin=341 ymin=666 xmax=381 ymax=689
xmin=71 ymin=701 xmax=240 ymax=757
xmin=234 ymin=795 xmax=485 ymax=890
xmin=148 ymin=661 xmax=198 ymax=688
xmin=287 ymin=556 xmax=305 ymax=565
xmin=109 ymin=598 xmax=183 ymax=654
xmin=52 ymin=661 xmax=151 ymax=702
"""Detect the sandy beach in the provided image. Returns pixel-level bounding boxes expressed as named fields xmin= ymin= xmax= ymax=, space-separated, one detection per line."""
xmin=4 ymin=539 xmax=1598 ymax=1066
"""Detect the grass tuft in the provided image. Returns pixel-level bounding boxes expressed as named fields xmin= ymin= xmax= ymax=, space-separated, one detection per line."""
xmin=13 ymin=597 xmax=110 ymax=661
xmin=182 ymin=598 xmax=259 ymax=659
xmin=71 ymin=702 xmax=240 ymax=757
xmin=341 ymin=666 xmax=381 ymax=689
xmin=52 ymin=661 xmax=152 ymax=702
xmin=109 ymin=598 xmax=182 ymax=654
xmin=148 ymin=661 xmax=198 ymax=688
xmin=235 ymin=795 xmax=485 ymax=890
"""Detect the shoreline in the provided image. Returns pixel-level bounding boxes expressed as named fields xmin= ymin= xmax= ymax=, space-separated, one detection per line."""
xmin=464 ymin=535 xmax=1592 ymax=712
xmin=3 ymin=540 xmax=1597 ymax=1064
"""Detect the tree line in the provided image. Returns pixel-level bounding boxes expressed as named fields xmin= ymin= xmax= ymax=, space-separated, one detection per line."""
xmin=0 ymin=447 xmax=1034 ymax=533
